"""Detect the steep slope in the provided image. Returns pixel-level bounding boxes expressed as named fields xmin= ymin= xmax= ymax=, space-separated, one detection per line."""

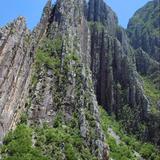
xmin=87 ymin=0 xmax=151 ymax=141
xmin=29 ymin=0 xmax=108 ymax=159
xmin=135 ymin=48 xmax=160 ymax=89
xmin=0 ymin=0 xmax=160 ymax=159
xmin=127 ymin=0 xmax=160 ymax=92
xmin=100 ymin=107 xmax=160 ymax=160
xmin=0 ymin=1 xmax=51 ymax=142
xmin=127 ymin=0 xmax=160 ymax=62
xmin=1 ymin=0 xmax=109 ymax=159
xmin=0 ymin=17 xmax=33 ymax=140
xmin=127 ymin=0 xmax=160 ymax=145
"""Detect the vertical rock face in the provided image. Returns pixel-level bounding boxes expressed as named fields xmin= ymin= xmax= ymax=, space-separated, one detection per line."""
xmin=135 ymin=48 xmax=159 ymax=75
xmin=0 ymin=17 xmax=32 ymax=139
xmin=47 ymin=0 xmax=91 ymax=65
xmin=0 ymin=0 xmax=160 ymax=158
xmin=87 ymin=0 xmax=150 ymax=136
xmin=88 ymin=0 xmax=118 ymax=36
xmin=135 ymin=47 xmax=160 ymax=89
xmin=32 ymin=0 xmax=52 ymax=44
xmin=0 ymin=0 xmax=51 ymax=141
xmin=27 ymin=0 xmax=109 ymax=159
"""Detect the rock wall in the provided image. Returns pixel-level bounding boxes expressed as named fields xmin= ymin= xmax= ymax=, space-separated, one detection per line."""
xmin=27 ymin=0 xmax=109 ymax=159
xmin=0 ymin=17 xmax=32 ymax=140
xmin=87 ymin=0 xmax=150 ymax=135
xmin=0 ymin=0 xmax=159 ymax=153
xmin=0 ymin=0 xmax=51 ymax=141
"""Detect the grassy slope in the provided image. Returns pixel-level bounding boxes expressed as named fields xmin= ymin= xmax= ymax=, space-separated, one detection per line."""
xmin=0 ymin=113 xmax=97 ymax=160
xmin=100 ymin=107 xmax=160 ymax=160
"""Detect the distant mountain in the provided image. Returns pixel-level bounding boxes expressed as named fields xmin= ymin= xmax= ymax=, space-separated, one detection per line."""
xmin=127 ymin=0 xmax=160 ymax=62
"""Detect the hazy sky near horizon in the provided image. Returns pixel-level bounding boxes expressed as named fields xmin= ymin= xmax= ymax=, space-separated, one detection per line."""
xmin=0 ymin=0 xmax=150 ymax=29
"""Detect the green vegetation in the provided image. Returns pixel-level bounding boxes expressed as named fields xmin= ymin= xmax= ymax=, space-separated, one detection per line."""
xmin=88 ymin=21 xmax=105 ymax=32
xmin=35 ymin=37 xmax=62 ymax=74
xmin=30 ymin=36 xmax=63 ymax=88
xmin=1 ymin=106 xmax=159 ymax=160
xmin=1 ymin=112 xmax=97 ymax=160
xmin=34 ymin=37 xmax=80 ymax=77
xmin=35 ymin=50 xmax=60 ymax=70
xmin=127 ymin=0 xmax=160 ymax=65
xmin=128 ymin=1 xmax=160 ymax=37
xmin=1 ymin=124 xmax=47 ymax=160
xmin=31 ymin=36 xmax=81 ymax=102
xmin=142 ymin=76 xmax=160 ymax=113
xmin=10 ymin=28 xmax=16 ymax=35
xmin=2 ymin=27 xmax=160 ymax=160
xmin=100 ymin=107 xmax=160 ymax=160
xmin=35 ymin=125 xmax=96 ymax=160
xmin=20 ymin=112 xmax=28 ymax=124
xmin=1 ymin=34 xmax=99 ymax=160
xmin=24 ymin=35 xmax=30 ymax=44
xmin=34 ymin=37 xmax=81 ymax=110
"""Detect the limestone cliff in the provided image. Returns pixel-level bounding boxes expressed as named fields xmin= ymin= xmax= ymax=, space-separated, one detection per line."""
xmin=0 ymin=0 xmax=51 ymax=141
xmin=0 ymin=0 xmax=160 ymax=159
xmin=27 ymin=0 xmax=108 ymax=159
xmin=87 ymin=0 xmax=150 ymax=137
xmin=0 ymin=17 xmax=32 ymax=139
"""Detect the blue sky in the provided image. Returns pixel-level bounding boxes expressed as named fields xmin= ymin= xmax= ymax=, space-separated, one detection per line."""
xmin=0 ymin=0 xmax=150 ymax=30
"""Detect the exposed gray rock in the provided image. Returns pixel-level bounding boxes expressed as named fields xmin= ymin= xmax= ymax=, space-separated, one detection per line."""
xmin=88 ymin=0 xmax=118 ymax=36
xmin=0 ymin=0 xmax=159 ymax=158
xmin=0 ymin=0 xmax=52 ymax=141
xmin=135 ymin=48 xmax=160 ymax=89
xmin=135 ymin=48 xmax=160 ymax=75
xmin=127 ymin=0 xmax=160 ymax=145
xmin=27 ymin=0 xmax=109 ymax=159
xmin=87 ymin=0 xmax=153 ymax=142
xmin=0 ymin=17 xmax=32 ymax=140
